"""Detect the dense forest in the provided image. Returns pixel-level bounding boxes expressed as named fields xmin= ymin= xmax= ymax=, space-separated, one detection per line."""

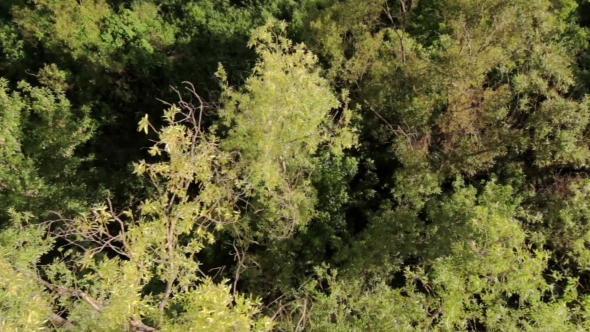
xmin=4 ymin=0 xmax=590 ymax=330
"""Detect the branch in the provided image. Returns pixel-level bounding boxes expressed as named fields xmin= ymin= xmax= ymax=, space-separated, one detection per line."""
xmin=158 ymin=216 xmax=176 ymax=315
xmin=230 ymin=239 xmax=249 ymax=296
xmin=18 ymin=268 xmax=155 ymax=331
xmin=385 ymin=1 xmax=406 ymax=63
xmin=29 ymin=274 xmax=103 ymax=312
xmin=47 ymin=312 xmax=75 ymax=330
xmin=129 ymin=318 xmax=156 ymax=332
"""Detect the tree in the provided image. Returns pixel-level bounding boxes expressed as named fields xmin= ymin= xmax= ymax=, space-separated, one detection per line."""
xmin=294 ymin=0 xmax=590 ymax=285
xmin=0 ymin=80 xmax=271 ymax=332
xmin=4 ymin=0 xmax=590 ymax=330
xmin=290 ymin=181 xmax=589 ymax=331
xmin=0 ymin=68 xmax=94 ymax=223
xmin=0 ymin=20 xmax=354 ymax=331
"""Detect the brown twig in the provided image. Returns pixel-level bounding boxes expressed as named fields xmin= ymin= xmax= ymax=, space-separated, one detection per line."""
xmin=47 ymin=312 xmax=75 ymax=330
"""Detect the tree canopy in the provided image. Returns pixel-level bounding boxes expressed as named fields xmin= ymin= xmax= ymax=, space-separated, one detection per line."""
xmin=3 ymin=0 xmax=590 ymax=330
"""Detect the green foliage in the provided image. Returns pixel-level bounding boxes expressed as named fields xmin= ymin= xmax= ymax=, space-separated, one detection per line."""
xmin=0 ymin=85 xmax=269 ymax=330
xmin=3 ymin=0 xmax=590 ymax=330
xmin=12 ymin=0 xmax=176 ymax=74
xmin=0 ymin=202 xmax=272 ymax=331
xmin=300 ymin=182 xmax=584 ymax=331
xmin=305 ymin=0 xmax=589 ymax=180
xmin=0 ymin=210 xmax=55 ymax=331
xmin=0 ymin=20 xmax=353 ymax=330
xmin=217 ymin=20 xmax=356 ymax=241
xmin=0 ymin=73 xmax=94 ymax=220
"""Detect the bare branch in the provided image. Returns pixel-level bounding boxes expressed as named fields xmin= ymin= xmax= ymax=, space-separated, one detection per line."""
xmin=129 ymin=318 xmax=156 ymax=332
xmin=47 ymin=312 xmax=75 ymax=330
xmin=384 ymin=1 xmax=407 ymax=63
xmin=231 ymin=239 xmax=248 ymax=296
xmin=158 ymin=216 xmax=176 ymax=315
